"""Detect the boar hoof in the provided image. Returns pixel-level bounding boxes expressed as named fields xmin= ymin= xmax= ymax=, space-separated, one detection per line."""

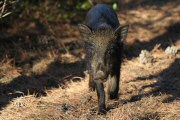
xmin=98 ymin=108 xmax=107 ymax=114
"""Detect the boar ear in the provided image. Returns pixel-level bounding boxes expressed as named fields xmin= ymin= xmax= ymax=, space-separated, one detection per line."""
xmin=78 ymin=24 xmax=92 ymax=39
xmin=114 ymin=25 xmax=129 ymax=42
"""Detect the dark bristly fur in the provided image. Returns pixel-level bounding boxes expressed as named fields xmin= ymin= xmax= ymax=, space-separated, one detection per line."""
xmin=78 ymin=4 xmax=129 ymax=114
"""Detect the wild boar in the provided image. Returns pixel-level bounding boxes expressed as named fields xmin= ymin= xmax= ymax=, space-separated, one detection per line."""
xmin=78 ymin=4 xmax=129 ymax=113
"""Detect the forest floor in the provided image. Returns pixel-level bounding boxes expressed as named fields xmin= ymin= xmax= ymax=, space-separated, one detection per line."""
xmin=0 ymin=0 xmax=180 ymax=120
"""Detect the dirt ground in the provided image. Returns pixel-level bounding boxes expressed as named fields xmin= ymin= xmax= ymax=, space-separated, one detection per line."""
xmin=0 ymin=0 xmax=180 ymax=120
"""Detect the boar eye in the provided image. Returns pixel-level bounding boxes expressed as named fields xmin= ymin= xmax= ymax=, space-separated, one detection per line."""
xmin=110 ymin=44 xmax=117 ymax=50
xmin=86 ymin=41 xmax=95 ymax=47
xmin=111 ymin=44 xmax=117 ymax=48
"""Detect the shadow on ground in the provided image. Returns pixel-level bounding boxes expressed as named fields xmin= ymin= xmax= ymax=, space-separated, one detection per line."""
xmin=125 ymin=22 xmax=180 ymax=58
xmin=129 ymin=58 xmax=180 ymax=103
xmin=0 ymin=59 xmax=86 ymax=109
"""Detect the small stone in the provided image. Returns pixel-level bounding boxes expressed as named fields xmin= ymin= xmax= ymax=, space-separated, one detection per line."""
xmin=14 ymin=102 xmax=25 ymax=107
xmin=139 ymin=50 xmax=154 ymax=64
xmin=165 ymin=46 xmax=178 ymax=57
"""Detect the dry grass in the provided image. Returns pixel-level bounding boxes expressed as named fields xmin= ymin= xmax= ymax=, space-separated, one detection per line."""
xmin=0 ymin=57 xmax=21 ymax=84
xmin=1 ymin=50 xmax=179 ymax=120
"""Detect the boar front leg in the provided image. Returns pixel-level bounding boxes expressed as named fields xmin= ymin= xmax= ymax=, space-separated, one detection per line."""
xmin=95 ymin=82 xmax=106 ymax=114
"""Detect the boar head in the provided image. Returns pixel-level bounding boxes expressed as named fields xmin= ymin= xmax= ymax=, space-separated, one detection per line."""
xmin=78 ymin=24 xmax=129 ymax=82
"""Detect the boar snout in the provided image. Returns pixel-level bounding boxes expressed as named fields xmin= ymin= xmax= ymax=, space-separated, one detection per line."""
xmin=94 ymin=62 xmax=108 ymax=82
xmin=94 ymin=70 xmax=105 ymax=82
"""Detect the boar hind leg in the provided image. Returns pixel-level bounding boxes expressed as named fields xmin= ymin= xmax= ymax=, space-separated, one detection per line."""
xmin=95 ymin=82 xmax=106 ymax=114
xmin=107 ymin=75 xmax=119 ymax=99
